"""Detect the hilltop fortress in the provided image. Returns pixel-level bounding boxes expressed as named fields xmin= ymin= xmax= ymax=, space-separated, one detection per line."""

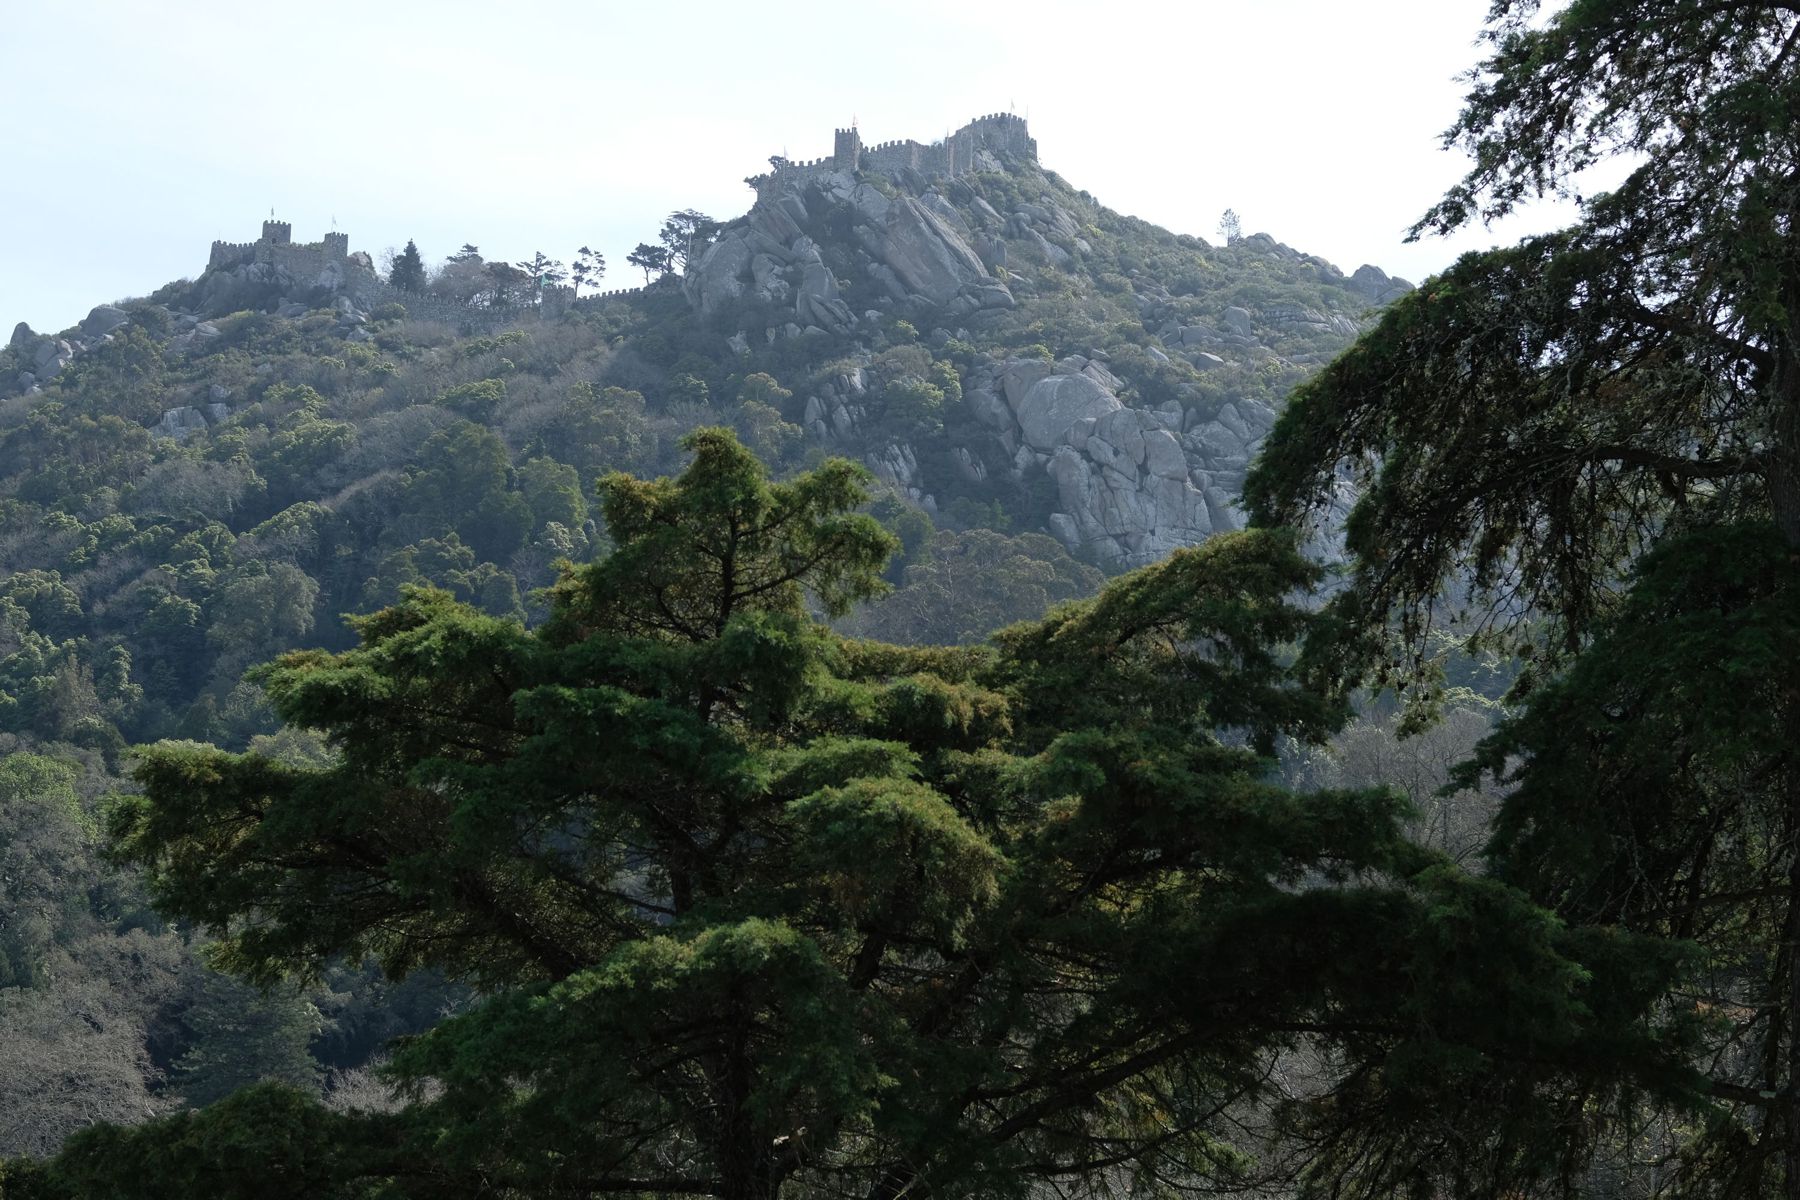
xmin=192 ymin=113 xmax=1039 ymax=322
xmin=208 ymin=219 xmax=364 ymax=276
xmin=200 ymin=113 xmax=1034 ymax=283
xmin=754 ymin=112 xmax=1037 ymax=192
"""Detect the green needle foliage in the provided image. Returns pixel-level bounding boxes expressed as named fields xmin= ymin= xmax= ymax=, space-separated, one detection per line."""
xmin=5 ymin=431 xmax=1695 ymax=1200
xmin=1244 ymin=2 xmax=1800 ymax=1192
xmin=1465 ymin=523 xmax=1800 ymax=1194
xmin=1246 ymin=0 xmax=1800 ymax=674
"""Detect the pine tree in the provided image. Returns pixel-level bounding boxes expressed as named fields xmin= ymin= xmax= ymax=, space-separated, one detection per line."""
xmin=570 ymin=245 xmax=605 ymax=295
xmin=1244 ymin=2 xmax=1800 ymax=1190
xmin=47 ymin=433 xmax=1692 ymax=1200
xmin=387 ymin=239 xmax=425 ymax=293
xmin=626 ymin=241 xmax=670 ymax=284
xmin=171 ymin=971 xmax=323 ymax=1108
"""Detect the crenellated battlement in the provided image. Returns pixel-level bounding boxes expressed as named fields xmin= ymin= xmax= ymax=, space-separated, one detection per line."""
xmin=207 ymin=219 xmax=362 ymax=273
xmin=754 ymin=112 xmax=1037 ymax=193
xmin=208 ymin=239 xmax=261 ymax=269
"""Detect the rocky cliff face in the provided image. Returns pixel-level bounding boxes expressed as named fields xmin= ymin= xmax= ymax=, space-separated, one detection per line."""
xmin=3 ymin=118 xmax=1399 ymax=575
xmin=688 ymin=169 xmax=1012 ymax=331
xmin=683 ymin=154 xmax=1393 ymax=568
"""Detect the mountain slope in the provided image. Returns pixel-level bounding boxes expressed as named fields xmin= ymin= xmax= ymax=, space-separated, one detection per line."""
xmin=0 ymin=113 xmax=1410 ymax=1155
xmin=0 ymin=112 xmax=1404 ymax=751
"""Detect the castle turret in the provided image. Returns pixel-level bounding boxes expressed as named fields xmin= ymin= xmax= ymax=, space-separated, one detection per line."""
xmin=322 ymin=231 xmax=348 ymax=259
xmin=262 ymin=220 xmax=292 ymax=245
xmin=833 ymin=126 xmax=862 ymax=170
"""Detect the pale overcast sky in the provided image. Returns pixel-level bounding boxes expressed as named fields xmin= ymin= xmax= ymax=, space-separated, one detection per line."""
xmin=1 ymin=0 xmax=1581 ymax=336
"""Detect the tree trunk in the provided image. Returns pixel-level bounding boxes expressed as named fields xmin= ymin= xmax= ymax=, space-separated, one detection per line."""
xmin=1784 ymin=679 xmax=1800 ymax=1200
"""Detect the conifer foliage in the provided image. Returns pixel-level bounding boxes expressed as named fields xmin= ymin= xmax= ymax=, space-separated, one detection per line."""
xmin=1246 ymin=2 xmax=1800 ymax=1192
xmin=387 ymin=240 xmax=426 ymax=293
xmin=2 ymin=432 xmax=1688 ymax=1200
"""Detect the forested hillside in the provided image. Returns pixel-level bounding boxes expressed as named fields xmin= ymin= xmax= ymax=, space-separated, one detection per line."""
xmin=0 ymin=122 xmax=1420 ymax=1162
xmin=17 ymin=3 xmax=1794 ymax=1185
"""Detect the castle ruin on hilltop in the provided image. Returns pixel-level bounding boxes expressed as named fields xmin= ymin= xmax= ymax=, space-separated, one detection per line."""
xmin=208 ymin=219 xmax=362 ymax=275
xmin=755 ymin=112 xmax=1037 ymax=192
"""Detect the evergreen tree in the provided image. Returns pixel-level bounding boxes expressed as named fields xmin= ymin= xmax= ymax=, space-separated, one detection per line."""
xmin=1245 ymin=2 xmax=1800 ymax=1191
xmin=171 ymin=971 xmax=323 ymax=1108
xmin=570 ymin=245 xmax=605 ymax=295
xmin=387 ymin=239 xmax=426 ymax=293
xmin=513 ymin=251 xmax=566 ymax=297
xmin=48 ymin=433 xmax=1690 ymax=1199
xmin=659 ymin=209 xmax=718 ymax=274
xmin=627 ymin=241 xmax=671 ymax=284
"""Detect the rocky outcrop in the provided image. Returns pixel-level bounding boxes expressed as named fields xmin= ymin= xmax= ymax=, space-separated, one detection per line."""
xmin=154 ymin=406 xmax=211 ymax=441
xmin=2 ymin=306 xmax=145 ymax=394
xmin=801 ymin=342 xmax=1292 ymax=569
xmin=854 ymin=188 xmax=991 ymax=305
xmin=970 ymin=354 xmax=1260 ymax=566
xmin=687 ymin=168 xmax=1011 ymax=331
xmin=1347 ymin=263 xmax=1414 ymax=305
xmin=79 ymin=305 xmax=130 ymax=338
xmin=191 ymin=252 xmax=366 ymax=316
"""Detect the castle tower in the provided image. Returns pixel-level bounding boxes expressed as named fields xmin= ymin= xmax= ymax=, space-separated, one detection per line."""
xmin=322 ymin=231 xmax=349 ymax=258
xmin=262 ymin=219 xmax=292 ymax=245
xmin=833 ymin=126 xmax=862 ymax=170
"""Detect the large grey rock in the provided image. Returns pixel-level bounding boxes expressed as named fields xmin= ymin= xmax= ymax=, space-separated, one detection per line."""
xmin=999 ymin=359 xmax=1053 ymax=412
xmin=974 ymin=283 xmax=1015 ymax=309
xmin=963 ymin=386 xmax=1011 ymax=430
xmin=1028 ymin=228 xmax=1072 ymax=269
xmin=1015 ymin=373 xmax=1122 ymax=451
xmin=1092 ymin=407 xmax=1150 ymax=468
xmin=773 ymin=191 xmax=809 ymax=227
xmin=919 ymin=192 xmax=974 ymax=241
xmin=9 ymin=321 xmax=38 ymax=352
xmin=1220 ymin=306 xmax=1255 ymax=338
xmin=154 ymin=406 xmax=209 ymax=441
xmin=794 ymin=262 xmax=853 ymax=332
xmin=80 ymin=304 xmax=130 ymax=337
xmin=1188 ymin=420 xmax=1248 ymax=462
xmin=750 ymin=202 xmax=805 ymax=247
xmin=1348 ymin=264 xmax=1391 ymax=301
xmin=867 ymin=263 xmax=908 ymax=300
xmin=858 ymin=192 xmax=991 ymax=305
xmin=751 ymin=254 xmax=790 ymax=304
xmin=1216 ymin=402 xmax=1251 ymax=441
xmin=795 ymin=260 xmax=835 ymax=305
xmin=686 ymin=236 xmax=754 ymax=314
xmin=1347 ymin=263 xmax=1414 ymax=304
xmin=32 ymin=339 xmax=72 ymax=376
xmin=1143 ymin=429 xmax=1188 ymax=480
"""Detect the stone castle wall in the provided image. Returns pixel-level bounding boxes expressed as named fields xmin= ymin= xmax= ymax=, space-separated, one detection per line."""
xmin=209 ymin=224 xmax=351 ymax=274
xmin=761 ymin=112 xmax=1037 ymax=193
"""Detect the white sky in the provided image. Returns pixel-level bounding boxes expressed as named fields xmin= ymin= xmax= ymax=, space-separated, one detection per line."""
xmin=0 ymin=0 xmax=1582 ymax=336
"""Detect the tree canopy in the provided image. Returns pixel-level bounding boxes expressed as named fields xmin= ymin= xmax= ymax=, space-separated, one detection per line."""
xmin=387 ymin=240 xmax=426 ymax=293
xmin=1244 ymin=2 xmax=1800 ymax=1191
xmin=1246 ymin=0 xmax=1800 ymax=664
xmin=4 ymin=431 xmax=1692 ymax=1200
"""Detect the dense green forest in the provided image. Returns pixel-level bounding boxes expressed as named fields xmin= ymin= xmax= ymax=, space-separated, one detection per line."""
xmin=4 ymin=0 xmax=1800 ymax=1195
xmin=0 ymin=136 xmax=1439 ymax=1181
